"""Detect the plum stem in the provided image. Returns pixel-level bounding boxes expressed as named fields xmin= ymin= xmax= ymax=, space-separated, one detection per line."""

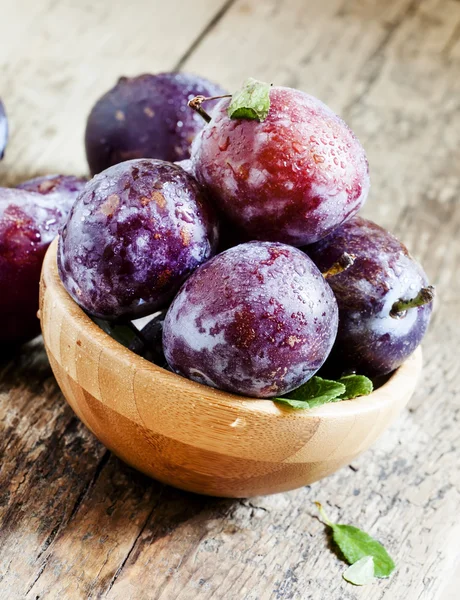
xmin=390 ymin=285 xmax=435 ymax=318
xmin=188 ymin=94 xmax=231 ymax=123
xmin=322 ymin=253 xmax=356 ymax=279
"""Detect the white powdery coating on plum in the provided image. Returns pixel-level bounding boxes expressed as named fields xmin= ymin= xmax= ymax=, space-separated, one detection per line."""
xmin=163 ymin=242 xmax=338 ymax=397
xmin=168 ymin=301 xmax=228 ymax=353
xmin=248 ymin=168 xmax=269 ymax=187
xmin=59 ymin=160 xmax=216 ymax=318
xmin=309 ymin=216 xmax=432 ymax=374
xmin=221 ymin=168 xmax=239 ymax=195
xmin=360 ymin=267 xmax=426 ymax=339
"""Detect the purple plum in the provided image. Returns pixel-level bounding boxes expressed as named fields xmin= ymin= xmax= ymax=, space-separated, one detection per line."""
xmin=17 ymin=174 xmax=87 ymax=218
xmin=85 ymin=72 xmax=226 ymax=175
xmin=174 ymin=159 xmax=193 ymax=176
xmin=58 ymin=159 xmax=219 ymax=320
xmin=190 ymin=84 xmax=369 ymax=247
xmin=163 ymin=242 xmax=338 ymax=398
xmin=0 ymin=99 xmax=8 ymax=160
xmin=129 ymin=311 xmax=167 ymax=367
xmin=0 ymin=188 xmax=69 ymax=345
xmin=307 ymin=216 xmax=434 ymax=377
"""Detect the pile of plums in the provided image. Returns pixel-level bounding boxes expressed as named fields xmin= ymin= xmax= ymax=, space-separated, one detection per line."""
xmin=0 ymin=74 xmax=221 ymax=347
xmin=1 ymin=73 xmax=434 ymax=400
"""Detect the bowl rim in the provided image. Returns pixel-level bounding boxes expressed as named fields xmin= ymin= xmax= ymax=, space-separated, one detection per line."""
xmin=42 ymin=238 xmax=422 ymax=420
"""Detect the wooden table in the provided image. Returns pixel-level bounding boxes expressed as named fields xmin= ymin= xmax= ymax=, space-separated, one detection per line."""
xmin=1 ymin=0 xmax=459 ymax=598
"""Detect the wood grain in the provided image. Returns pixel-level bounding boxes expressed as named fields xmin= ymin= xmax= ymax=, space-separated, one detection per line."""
xmin=1 ymin=0 xmax=460 ymax=598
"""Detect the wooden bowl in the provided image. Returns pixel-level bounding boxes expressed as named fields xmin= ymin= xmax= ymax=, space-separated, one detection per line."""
xmin=39 ymin=239 xmax=422 ymax=498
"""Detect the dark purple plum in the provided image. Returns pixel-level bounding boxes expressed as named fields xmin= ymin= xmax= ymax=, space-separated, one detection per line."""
xmin=58 ymin=159 xmax=218 ymax=321
xmin=0 ymin=99 xmax=8 ymax=159
xmin=307 ymin=216 xmax=434 ymax=377
xmin=129 ymin=311 xmax=167 ymax=367
xmin=216 ymin=224 xmax=249 ymax=253
xmin=17 ymin=174 xmax=87 ymax=219
xmin=0 ymin=188 xmax=69 ymax=345
xmin=190 ymin=85 xmax=369 ymax=246
xmin=163 ymin=242 xmax=338 ymax=398
xmin=85 ymin=72 xmax=226 ymax=175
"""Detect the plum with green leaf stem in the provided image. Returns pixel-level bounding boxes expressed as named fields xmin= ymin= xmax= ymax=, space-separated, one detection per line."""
xmin=307 ymin=216 xmax=434 ymax=376
xmin=190 ymin=80 xmax=370 ymax=246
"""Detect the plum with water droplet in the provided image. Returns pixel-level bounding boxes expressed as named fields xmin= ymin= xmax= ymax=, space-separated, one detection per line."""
xmin=0 ymin=99 xmax=8 ymax=160
xmin=58 ymin=159 xmax=218 ymax=320
xmin=163 ymin=241 xmax=338 ymax=398
xmin=0 ymin=188 xmax=71 ymax=345
xmin=190 ymin=85 xmax=369 ymax=246
xmin=85 ymin=73 xmax=226 ymax=175
xmin=17 ymin=174 xmax=87 ymax=218
xmin=307 ymin=216 xmax=434 ymax=376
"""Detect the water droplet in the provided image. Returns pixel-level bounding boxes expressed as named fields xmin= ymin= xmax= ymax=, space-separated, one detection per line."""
xmin=292 ymin=141 xmax=304 ymax=153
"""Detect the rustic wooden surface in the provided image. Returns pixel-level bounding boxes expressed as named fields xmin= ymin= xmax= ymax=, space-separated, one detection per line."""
xmin=1 ymin=0 xmax=459 ymax=598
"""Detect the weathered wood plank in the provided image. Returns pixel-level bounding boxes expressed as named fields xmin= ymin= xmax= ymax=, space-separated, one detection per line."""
xmin=1 ymin=0 xmax=459 ymax=598
xmin=0 ymin=0 xmax=232 ymax=186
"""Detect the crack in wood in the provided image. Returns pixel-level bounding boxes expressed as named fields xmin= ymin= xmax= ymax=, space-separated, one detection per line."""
xmin=174 ymin=0 xmax=237 ymax=71
xmin=103 ymin=486 xmax=165 ymax=597
xmin=24 ymin=555 xmax=49 ymax=597
xmin=443 ymin=18 xmax=460 ymax=58
xmin=67 ymin=450 xmax=111 ymax=525
xmin=343 ymin=0 xmax=422 ymax=118
xmin=239 ymin=500 xmax=269 ymax=515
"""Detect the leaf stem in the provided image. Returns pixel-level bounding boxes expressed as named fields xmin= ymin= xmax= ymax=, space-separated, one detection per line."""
xmin=390 ymin=285 xmax=435 ymax=318
xmin=188 ymin=94 xmax=231 ymax=123
xmin=314 ymin=501 xmax=335 ymax=527
xmin=322 ymin=253 xmax=356 ymax=279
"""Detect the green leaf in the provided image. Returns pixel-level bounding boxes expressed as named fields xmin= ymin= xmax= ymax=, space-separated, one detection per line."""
xmin=343 ymin=556 xmax=375 ymax=586
xmin=338 ymin=374 xmax=373 ymax=400
xmin=288 ymin=377 xmax=346 ymax=407
xmin=332 ymin=525 xmax=394 ymax=578
xmin=274 ymin=397 xmax=317 ymax=410
xmin=274 ymin=377 xmax=345 ymax=410
xmin=228 ymin=78 xmax=271 ymax=122
xmin=315 ymin=503 xmax=395 ymax=578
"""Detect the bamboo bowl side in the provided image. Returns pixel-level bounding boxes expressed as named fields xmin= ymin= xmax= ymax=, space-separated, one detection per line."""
xmin=39 ymin=239 xmax=422 ymax=497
